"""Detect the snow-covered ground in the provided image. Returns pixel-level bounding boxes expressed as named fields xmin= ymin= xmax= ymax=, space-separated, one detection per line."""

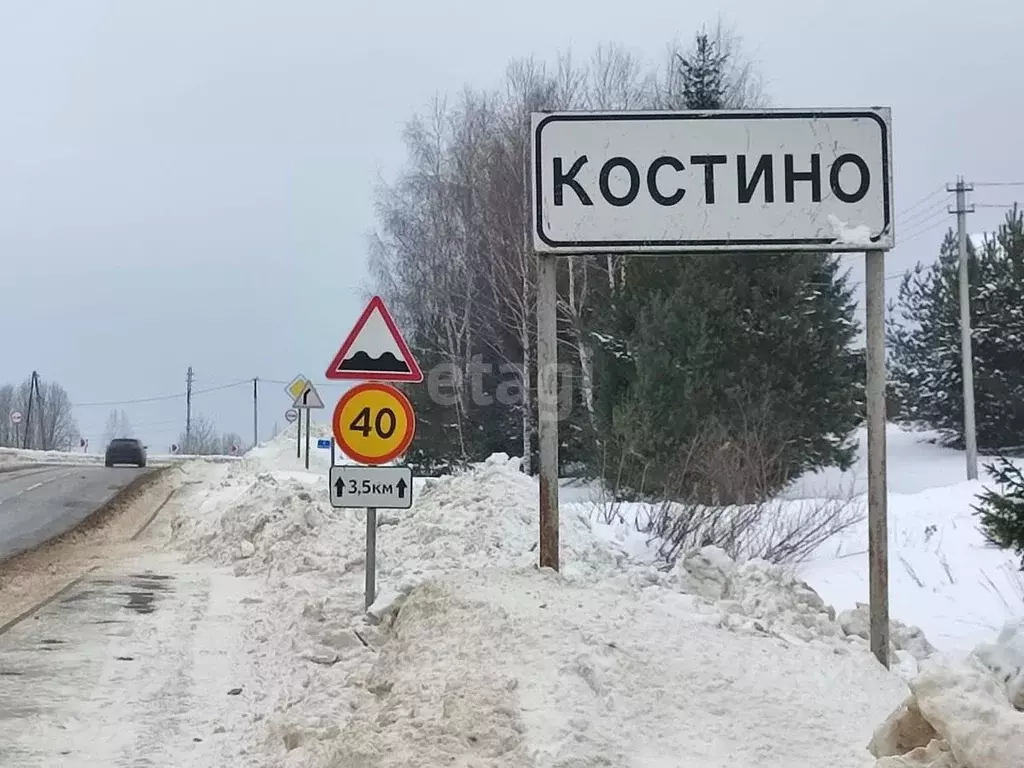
xmin=566 ymin=424 xmax=1024 ymax=653
xmin=1 ymin=422 xmax=1021 ymax=767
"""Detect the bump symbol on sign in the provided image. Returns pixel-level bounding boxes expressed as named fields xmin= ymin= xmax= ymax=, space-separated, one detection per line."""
xmin=332 ymin=382 xmax=415 ymax=465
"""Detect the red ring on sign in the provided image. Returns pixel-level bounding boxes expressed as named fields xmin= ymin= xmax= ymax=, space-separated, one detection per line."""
xmin=332 ymin=382 xmax=415 ymax=465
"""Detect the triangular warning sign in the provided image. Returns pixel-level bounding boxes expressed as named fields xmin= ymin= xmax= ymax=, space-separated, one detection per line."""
xmin=325 ymin=296 xmax=423 ymax=383
xmin=293 ymin=382 xmax=325 ymax=409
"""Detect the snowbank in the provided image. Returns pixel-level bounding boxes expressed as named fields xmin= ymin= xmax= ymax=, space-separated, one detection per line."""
xmin=166 ymin=429 xmax=933 ymax=765
xmin=326 ymin=569 xmax=907 ymax=768
xmin=868 ymin=617 xmax=1024 ymax=767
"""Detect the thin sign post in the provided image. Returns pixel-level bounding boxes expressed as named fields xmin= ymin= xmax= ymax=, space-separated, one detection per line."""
xmin=365 ymin=507 xmax=377 ymax=611
xmin=531 ymin=107 xmax=894 ymax=668
xmin=865 ymin=249 xmax=890 ymax=667
xmin=304 ymin=409 xmax=311 ymax=470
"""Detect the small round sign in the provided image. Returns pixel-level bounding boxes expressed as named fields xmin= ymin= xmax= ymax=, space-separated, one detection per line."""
xmin=9 ymin=411 xmax=22 ymax=425
xmin=284 ymin=408 xmax=299 ymax=424
xmin=332 ymin=382 xmax=415 ymax=465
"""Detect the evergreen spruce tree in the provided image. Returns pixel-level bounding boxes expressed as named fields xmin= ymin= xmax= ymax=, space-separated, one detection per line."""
xmin=888 ymin=205 xmax=1024 ymax=449
xmin=586 ymin=32 xmax=864 ymax=501
xmin=974 ymin=456 xmax=1024 ymax=569
xmin=678 ymin=33 xmax=727 ymax=109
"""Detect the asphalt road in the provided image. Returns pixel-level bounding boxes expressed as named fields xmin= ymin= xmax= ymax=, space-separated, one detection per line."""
xmin=0 ymin=465 xmax=151 ymax=562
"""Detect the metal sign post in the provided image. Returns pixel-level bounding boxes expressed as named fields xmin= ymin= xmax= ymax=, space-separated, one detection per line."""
xmin=865 ymin=248 xmax=890 ymax=667
xmin=537 ymin=254 xmax=560 ymax=570
xmin=304 ymin=409 xmax=311 ymax=470
xmin=531 ymin=107 xmax=895 ymax=667
xmin=365 ymin=507 xmax=377 ymax=610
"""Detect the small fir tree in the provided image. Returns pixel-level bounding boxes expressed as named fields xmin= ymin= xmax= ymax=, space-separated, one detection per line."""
xmin=974 ymin=456 xmax=1024 ymax=569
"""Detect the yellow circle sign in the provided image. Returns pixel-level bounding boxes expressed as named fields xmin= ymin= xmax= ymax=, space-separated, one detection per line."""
xmin=332 ymin=382 xmax=415 ymax=465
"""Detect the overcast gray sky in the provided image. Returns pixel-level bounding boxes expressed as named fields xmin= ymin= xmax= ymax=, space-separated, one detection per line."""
xmin=2 ymin=0 xmax=1022 ymax=451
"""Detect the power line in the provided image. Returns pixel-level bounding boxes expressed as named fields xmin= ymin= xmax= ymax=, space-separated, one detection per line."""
xmin=973 ymin=181 xmax=1024 ymax=188
xmin=71 ymin=379 xmax=250 ymax=408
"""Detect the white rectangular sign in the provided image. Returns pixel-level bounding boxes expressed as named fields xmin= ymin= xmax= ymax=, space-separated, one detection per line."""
xmin=531 ymin=108 xmax=893 ymax=253
xmin=329 ymin=465 xmax=413 ymax=509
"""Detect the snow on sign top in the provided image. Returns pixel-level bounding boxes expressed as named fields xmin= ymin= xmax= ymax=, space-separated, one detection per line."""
xmin=531 ymin=108 xmax=894 ymax=254
xmin=325 ymin=296 xmax=423 ymax=382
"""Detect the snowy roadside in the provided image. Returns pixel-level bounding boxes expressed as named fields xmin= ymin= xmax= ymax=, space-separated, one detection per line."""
xmin=12 ymin=421 xmax=1016 ymax=767
xmin=158 ymin=435 xmax=937 ymax=766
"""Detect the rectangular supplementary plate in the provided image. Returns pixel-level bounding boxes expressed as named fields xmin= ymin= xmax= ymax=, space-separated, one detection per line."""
xmin=531 ymin=108 xmax=893 ymax=253
xmin=329 ymin=465 xmax=413 ymax=509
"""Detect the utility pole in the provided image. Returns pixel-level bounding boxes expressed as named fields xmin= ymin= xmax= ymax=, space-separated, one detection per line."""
xmin=33 ymin=374 xmax=44 ymax=449
xmin=252 ymin=377 xmax=259 ymax=449
xmin=22 ymin=370 xmax=37 ymax=450
xmin=185 ymin=366 xmax=194 ymax=453
xmin=948 ymin=176 xmax=978 ymax=480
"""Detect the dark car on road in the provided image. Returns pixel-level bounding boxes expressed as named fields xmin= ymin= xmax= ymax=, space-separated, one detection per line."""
xmin=105 ymin=438 xmax=147 ymax=468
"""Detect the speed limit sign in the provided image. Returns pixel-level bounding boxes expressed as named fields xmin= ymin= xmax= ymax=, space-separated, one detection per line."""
xmin=9 ymin=411 xmax=22 ymax=425
xmin=332 ymin=383 xmax=415 ymax=465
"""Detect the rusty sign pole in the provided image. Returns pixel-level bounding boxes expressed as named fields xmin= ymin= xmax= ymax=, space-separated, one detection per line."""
xmin=536 ymin=253 xmax=560 ymax=571
xmin=865 ymin=248 xmax=890 ymax=668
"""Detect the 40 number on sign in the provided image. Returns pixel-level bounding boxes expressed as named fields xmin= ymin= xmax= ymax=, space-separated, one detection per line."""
xmin=332 ymin=382 xmax=415 ymax=465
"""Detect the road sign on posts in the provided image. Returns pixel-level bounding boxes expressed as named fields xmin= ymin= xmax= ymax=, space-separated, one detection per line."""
xmin=317 ymin=438 xmax=331 ymax=450
xmin=530 ymin=107 xmax=895 ymax=669
xmin=284 ymin=409 xmax=298 ymax=424
xmin=326 ymin=299 xmax=421 ymax=614
xmin=532 ymin=109 xmax=893 ymax=254
xmin=332 ymin=382 xmax=415 ymax=465
xmin=329 ymin=465 xmax=412 ymax=509
xmin=9 ymin=411 xmax=22 ymax=424
xmin=324 ymin=296 xmax=423 ymax=382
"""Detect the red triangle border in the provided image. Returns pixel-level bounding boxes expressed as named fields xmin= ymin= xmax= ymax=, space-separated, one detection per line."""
xmin=324 ymin=296 xmax=424 ymax=383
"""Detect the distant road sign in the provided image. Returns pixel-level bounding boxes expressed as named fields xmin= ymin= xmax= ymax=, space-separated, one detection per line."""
xmin=9 ymin=411 xmax=22 ymax=424
xmin=284 ymin=409 xmax=299 ymax=424
xmin=532 ymin=109 xmax=893 ymax=253
xmin=285 ymin=375 xmax=309 ymax=403
xmin=293 ymin=381 xmax=325 ymax=409
xmin=325 ymin=296 xmax=423 ymax=383
xmin=332 ymin=382 xmax=415 ymax=465
xmin=329 ymin=465 xmax=412 ymax=509
xmin=317 ymin=438 xmax=331 ymax=450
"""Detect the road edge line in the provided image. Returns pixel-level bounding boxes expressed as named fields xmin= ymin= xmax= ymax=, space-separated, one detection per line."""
xmin=0 ymin=565 xmax=101 ymax=637
xmin=131 ymin=488 xmax=178 ymax=541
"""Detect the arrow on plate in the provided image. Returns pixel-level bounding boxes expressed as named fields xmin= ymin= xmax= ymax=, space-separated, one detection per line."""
xmin=396 ymin=478 xmax=407 ymax=499
xmin=335 ymin=477 xmax=345 ymax=496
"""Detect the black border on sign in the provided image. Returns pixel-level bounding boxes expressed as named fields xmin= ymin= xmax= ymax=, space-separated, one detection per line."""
xmin=532 ymin=110 xmax=892 ymax=250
